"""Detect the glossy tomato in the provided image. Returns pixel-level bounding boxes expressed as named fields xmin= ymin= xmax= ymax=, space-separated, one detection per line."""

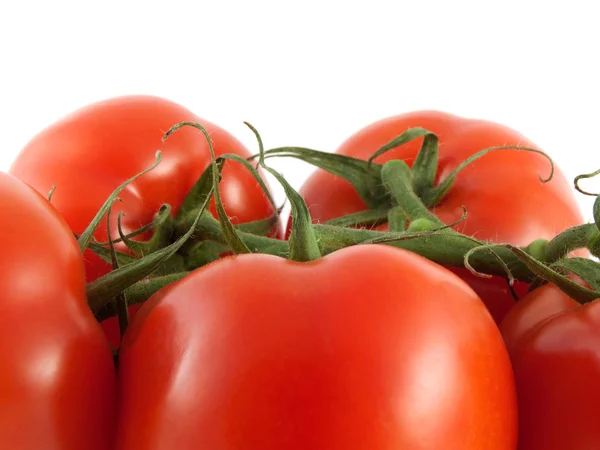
xmin=116 ymin=245 xmax=516 ymax=449
xmin=9 ymin=95 xmax=277 ymax=282
xmin=9 ymin=95 xmax=278 ymax=347
xmin=296 ymin=111 xmax=583 ymax=324
xmin=500 ymin=283 xmax=599 ymax=449
xmin=0 ymin=172 xmax=116 ymax=450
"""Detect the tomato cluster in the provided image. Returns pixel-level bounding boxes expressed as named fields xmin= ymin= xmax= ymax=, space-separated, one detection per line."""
xmin=1 ymin=96 xmax=598 ymax=449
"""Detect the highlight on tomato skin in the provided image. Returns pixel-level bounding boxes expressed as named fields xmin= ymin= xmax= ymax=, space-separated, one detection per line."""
xmin=115 ymin=245 xmax=517 ymax=450
xmin=293 ymin=110 xmax=584 ymax=324
xmin=0 ymin=172 xmax=116 ymax=450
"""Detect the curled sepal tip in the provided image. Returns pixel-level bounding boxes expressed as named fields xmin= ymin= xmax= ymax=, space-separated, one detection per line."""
xmin=116 ymin=205 xmax=174 ymax=257
xmin=163 ymin=122 xmax=251 ymax=255
xmin=574 ymin=168 xmax=600 ymax=197
xmin=422 ymin=145 xmax=554 ymax=208
xmin=78 ymin=151 xmax=163 ymax=253
xmin=464 ymin=245 xmax=515 ymax=285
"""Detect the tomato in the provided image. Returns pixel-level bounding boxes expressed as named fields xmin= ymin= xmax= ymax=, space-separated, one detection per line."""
xmin=9 ymin=95 xmax=278 ymax=346
xmin=9 ymin=95 xmax=278 ymax=282
xmin=0 ymin=172 xmax=115 ymax=450
xmin=116 ymin=245 xmax=516 ymax=449
xmin=500 ymin=283 xmax=599 ymax=448
xmin=296 ymin=111 xmax=583 ymax=324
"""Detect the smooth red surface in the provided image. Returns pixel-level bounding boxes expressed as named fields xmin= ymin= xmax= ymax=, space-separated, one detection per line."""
xmin=500 ymin=283 xmax=579 ymax=355
xmin=0 ymin=172 xmax=116 ymax=450
xmin=500 ymin=284 xmax=600 ymax=449
xmin=116 ymin=245 xmax=517 ymax=449
xmin=296 ymin=111 xmax=584 ymax=324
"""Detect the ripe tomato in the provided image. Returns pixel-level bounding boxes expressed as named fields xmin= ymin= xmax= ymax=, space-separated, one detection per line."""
xmin=0 ymin=172 xmax=116 ymax=450
xmin=296 ymin=111 xmax=583 ymax=324
xmin=499 ymin=283 xmax=599 ymax=449
xmin=9 ymin=95 xmax=277 ymax=282
xmin=9 ymin=95 xmax=278 ymax=347
xmin=116 ymin=245 xmax=516 ymax=449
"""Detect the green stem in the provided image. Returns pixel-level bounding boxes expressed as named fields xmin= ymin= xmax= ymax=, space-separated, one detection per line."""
xmin=312 ymin=224 xmax=532 ymax=280
xmin=325 ymin=208 xmax=389 ymax=228
xmin=179 ymin=209 xmax=600 ymax=305
xmin=186 ymin=217 xmax=534 ymax=282
xmin=387 ymin=206 xmax=407 ymax=232
xmin=380 ymin=160 xmax=446 ymax=227
xmin=248 ymin=122 xmax=321 ymax=262
xmin=545 ymin=223 xmax=597 ymax=262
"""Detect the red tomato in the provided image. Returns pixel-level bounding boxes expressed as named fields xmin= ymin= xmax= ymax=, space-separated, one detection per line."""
xmin=9 ymin=95 xmax=277 ymax=282
xmin=0 ymin=172 xmax=116 ymax=450
xmin=116 ymin=245 xmax=516 ymax=449
xmin=500 ymin=283 xmax=599 ymax=449
xmin=296 ymin=111 xmax=583 ymax=324
xmin=9 ymin=95 xmax=278 ymax=345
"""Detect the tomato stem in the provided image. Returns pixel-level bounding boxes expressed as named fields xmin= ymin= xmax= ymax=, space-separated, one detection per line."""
xmin=387 ymin=206 xmax=407 ymax=231
xmin=367 ymin=127 xmax=439 ymax=198
xmin=380 ymin=160 xmax=445 ymax=226
xmin=247 ymin=122 xmax=321 ymax=262
xmin=545 ymin=224 xmax=597 ymax=262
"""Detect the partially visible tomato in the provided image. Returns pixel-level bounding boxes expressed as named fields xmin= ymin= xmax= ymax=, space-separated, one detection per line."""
xmin=116 ymin=245 xmax=516 ymax=449
xmin=296 ymin=111 xmax=584 ymax=324
xmin=9 ymin=95 xmax=278 ymax=282
xmin=0 ymin=172 xmax=115 ymax=450
xmin=500 ymin=283 xmax=599 ymax=449
xmin=500 ymin=283 xmax=579 ymax=355
xmin=9 ymin=95 xmax=279 ymax=345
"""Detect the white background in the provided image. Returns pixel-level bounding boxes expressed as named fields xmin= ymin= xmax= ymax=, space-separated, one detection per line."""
xmin=1 ymin=1 xmax=599 ymax=221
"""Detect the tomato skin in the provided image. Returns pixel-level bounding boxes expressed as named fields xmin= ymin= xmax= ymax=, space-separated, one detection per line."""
xmin=500 ymin=283 xmax=579 ymax=355
xmin=9 ymin=95 xmax=277 ymax=283
xmin=295 ymin=111 xmax=584 ymax=324
xmin=116 ymin=246 xmax=516 ymax=449
xmin=0 ymin=173 xmax=116 ymax=450
xmin=500 ymin=284 xmax=600 ymax=449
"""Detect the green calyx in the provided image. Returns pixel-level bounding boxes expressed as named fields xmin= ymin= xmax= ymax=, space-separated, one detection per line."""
xmin=81 ymin=123 xmax=600 ymax=333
